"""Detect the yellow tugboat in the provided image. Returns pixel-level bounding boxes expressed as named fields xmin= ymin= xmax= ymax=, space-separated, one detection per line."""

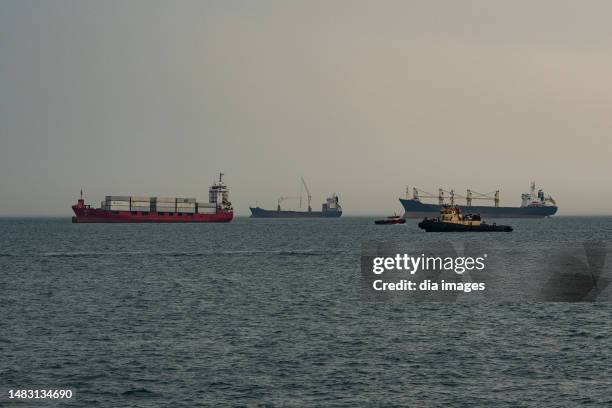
xmin=418 ymin=206 xmax=513 ymax=232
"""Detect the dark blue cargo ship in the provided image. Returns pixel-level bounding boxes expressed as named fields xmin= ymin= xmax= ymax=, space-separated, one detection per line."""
xmin=250 ymin=194 xmax=342 ymax=218
xmin=250 ymin=178 xmax=342 ymax=218
xmin=401 ymin=182 xmax=557 ymax=219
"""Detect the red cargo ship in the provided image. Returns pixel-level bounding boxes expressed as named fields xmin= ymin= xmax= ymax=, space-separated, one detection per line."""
xmin=72 ymin=173 xmax=233 ymax=223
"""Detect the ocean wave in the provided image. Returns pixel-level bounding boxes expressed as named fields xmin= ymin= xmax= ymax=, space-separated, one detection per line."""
xmin=121 ymin=388 xmax=156 ymax=397
xmin=38 ymin=248 xmax=346 ymax=259
xmin=278 ymin=250 xmax=327 ymax=256
xmin=43 ymin=252 xmax=106 ymax=258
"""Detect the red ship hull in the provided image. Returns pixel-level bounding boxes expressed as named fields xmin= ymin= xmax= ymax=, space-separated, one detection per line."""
xmin=72 ymin=204 xmax=233 ymax=223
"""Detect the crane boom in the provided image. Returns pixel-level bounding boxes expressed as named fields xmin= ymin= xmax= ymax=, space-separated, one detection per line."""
xmin=301 ymin=177 xmax=312 ymax=212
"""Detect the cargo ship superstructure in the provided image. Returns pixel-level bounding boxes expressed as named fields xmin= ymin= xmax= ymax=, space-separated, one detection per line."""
xmin=72 ymin=173 xmax=233 ymax=223
xmin=400 ymin=182 xmax=557 ymax=218
xmin=249 ymin=178 xmax=342 ymax=218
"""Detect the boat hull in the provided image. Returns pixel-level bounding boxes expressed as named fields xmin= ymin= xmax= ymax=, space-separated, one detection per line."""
xmin=400 ymin=198 xmax=557 ymax=218
xmin=374 ymin=219 xmax=406 ymax=225
xmin=72 ymin=206 xmax=233 ymax=223
xmin=418 ymin=219 xmax=512 ymax=232
xmin=249 ymin=207 xmax=342 ymax=218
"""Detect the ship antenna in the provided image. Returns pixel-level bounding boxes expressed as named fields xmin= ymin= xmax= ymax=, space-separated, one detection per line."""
xmin=219 ymin=173 xmax=224 ymax=183
xmin=80 ymin=189 xmax=83 ymax=199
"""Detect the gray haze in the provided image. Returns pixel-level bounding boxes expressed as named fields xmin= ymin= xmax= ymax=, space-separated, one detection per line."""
xmin=1 ymin=0 xmax=611 ymax=216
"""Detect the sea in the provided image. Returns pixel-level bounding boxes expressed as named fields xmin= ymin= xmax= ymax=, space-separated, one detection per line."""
xmin=1 ymin=216 xmax=612 ymax=407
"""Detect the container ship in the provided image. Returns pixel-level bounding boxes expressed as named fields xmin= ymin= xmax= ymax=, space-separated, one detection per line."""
xmin=72 ymin=173 xmax=233 ymax=223
xmin=249 ymin=178 xmax=342 ymax=218
xmin=400 ymin=182 xmax=557 ymax=218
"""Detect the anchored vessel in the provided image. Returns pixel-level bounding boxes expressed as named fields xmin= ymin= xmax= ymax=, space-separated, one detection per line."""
xmin=400 ymin=182 xmax=557 ymax=218
xmin=249 ymin=178 xmax=342 ymax=218
xmin=374 ymin=215 xmax=406 ymax=225
xmin=72 ymin=173 xmax=233 ymax=223
xmin=418 ymin=206 xmax=513 ymax=232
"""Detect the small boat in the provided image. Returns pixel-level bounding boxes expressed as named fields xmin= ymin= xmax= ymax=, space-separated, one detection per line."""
xmin=375 ymin=214 xmax=406 ymax=225
xmin=418 ymin=206 xmax=512 ymax=232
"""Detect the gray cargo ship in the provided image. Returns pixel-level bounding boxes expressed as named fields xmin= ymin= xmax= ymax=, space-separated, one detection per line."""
xmin=250 ymin=178 xmax=342 ymax=218
xmin=400 ymin=182 xmax=557 ymax=218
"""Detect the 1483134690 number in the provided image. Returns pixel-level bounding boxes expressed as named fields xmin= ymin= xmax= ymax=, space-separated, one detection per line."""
xmin=8 ymin=389 xmax=73 ymax=399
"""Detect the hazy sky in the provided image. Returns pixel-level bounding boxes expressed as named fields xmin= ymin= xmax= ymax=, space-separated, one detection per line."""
xmin=1 ymin=0 xmax=611 ymax=215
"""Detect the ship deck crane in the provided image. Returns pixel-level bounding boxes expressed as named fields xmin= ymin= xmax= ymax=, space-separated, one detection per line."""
xmin=410 ymin=188 xmax=446 ymax=205
xmin=301 ymin=177 xmax=312 ymax=212
xmin=466 ymin=190 xmax=500 ymax=208
xmin=410 ymin=187 xmax=500 ymax=207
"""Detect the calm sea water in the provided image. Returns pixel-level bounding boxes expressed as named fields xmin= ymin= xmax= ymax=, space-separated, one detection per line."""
xmin=2 ymin=216 xmax=612 ymax=407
